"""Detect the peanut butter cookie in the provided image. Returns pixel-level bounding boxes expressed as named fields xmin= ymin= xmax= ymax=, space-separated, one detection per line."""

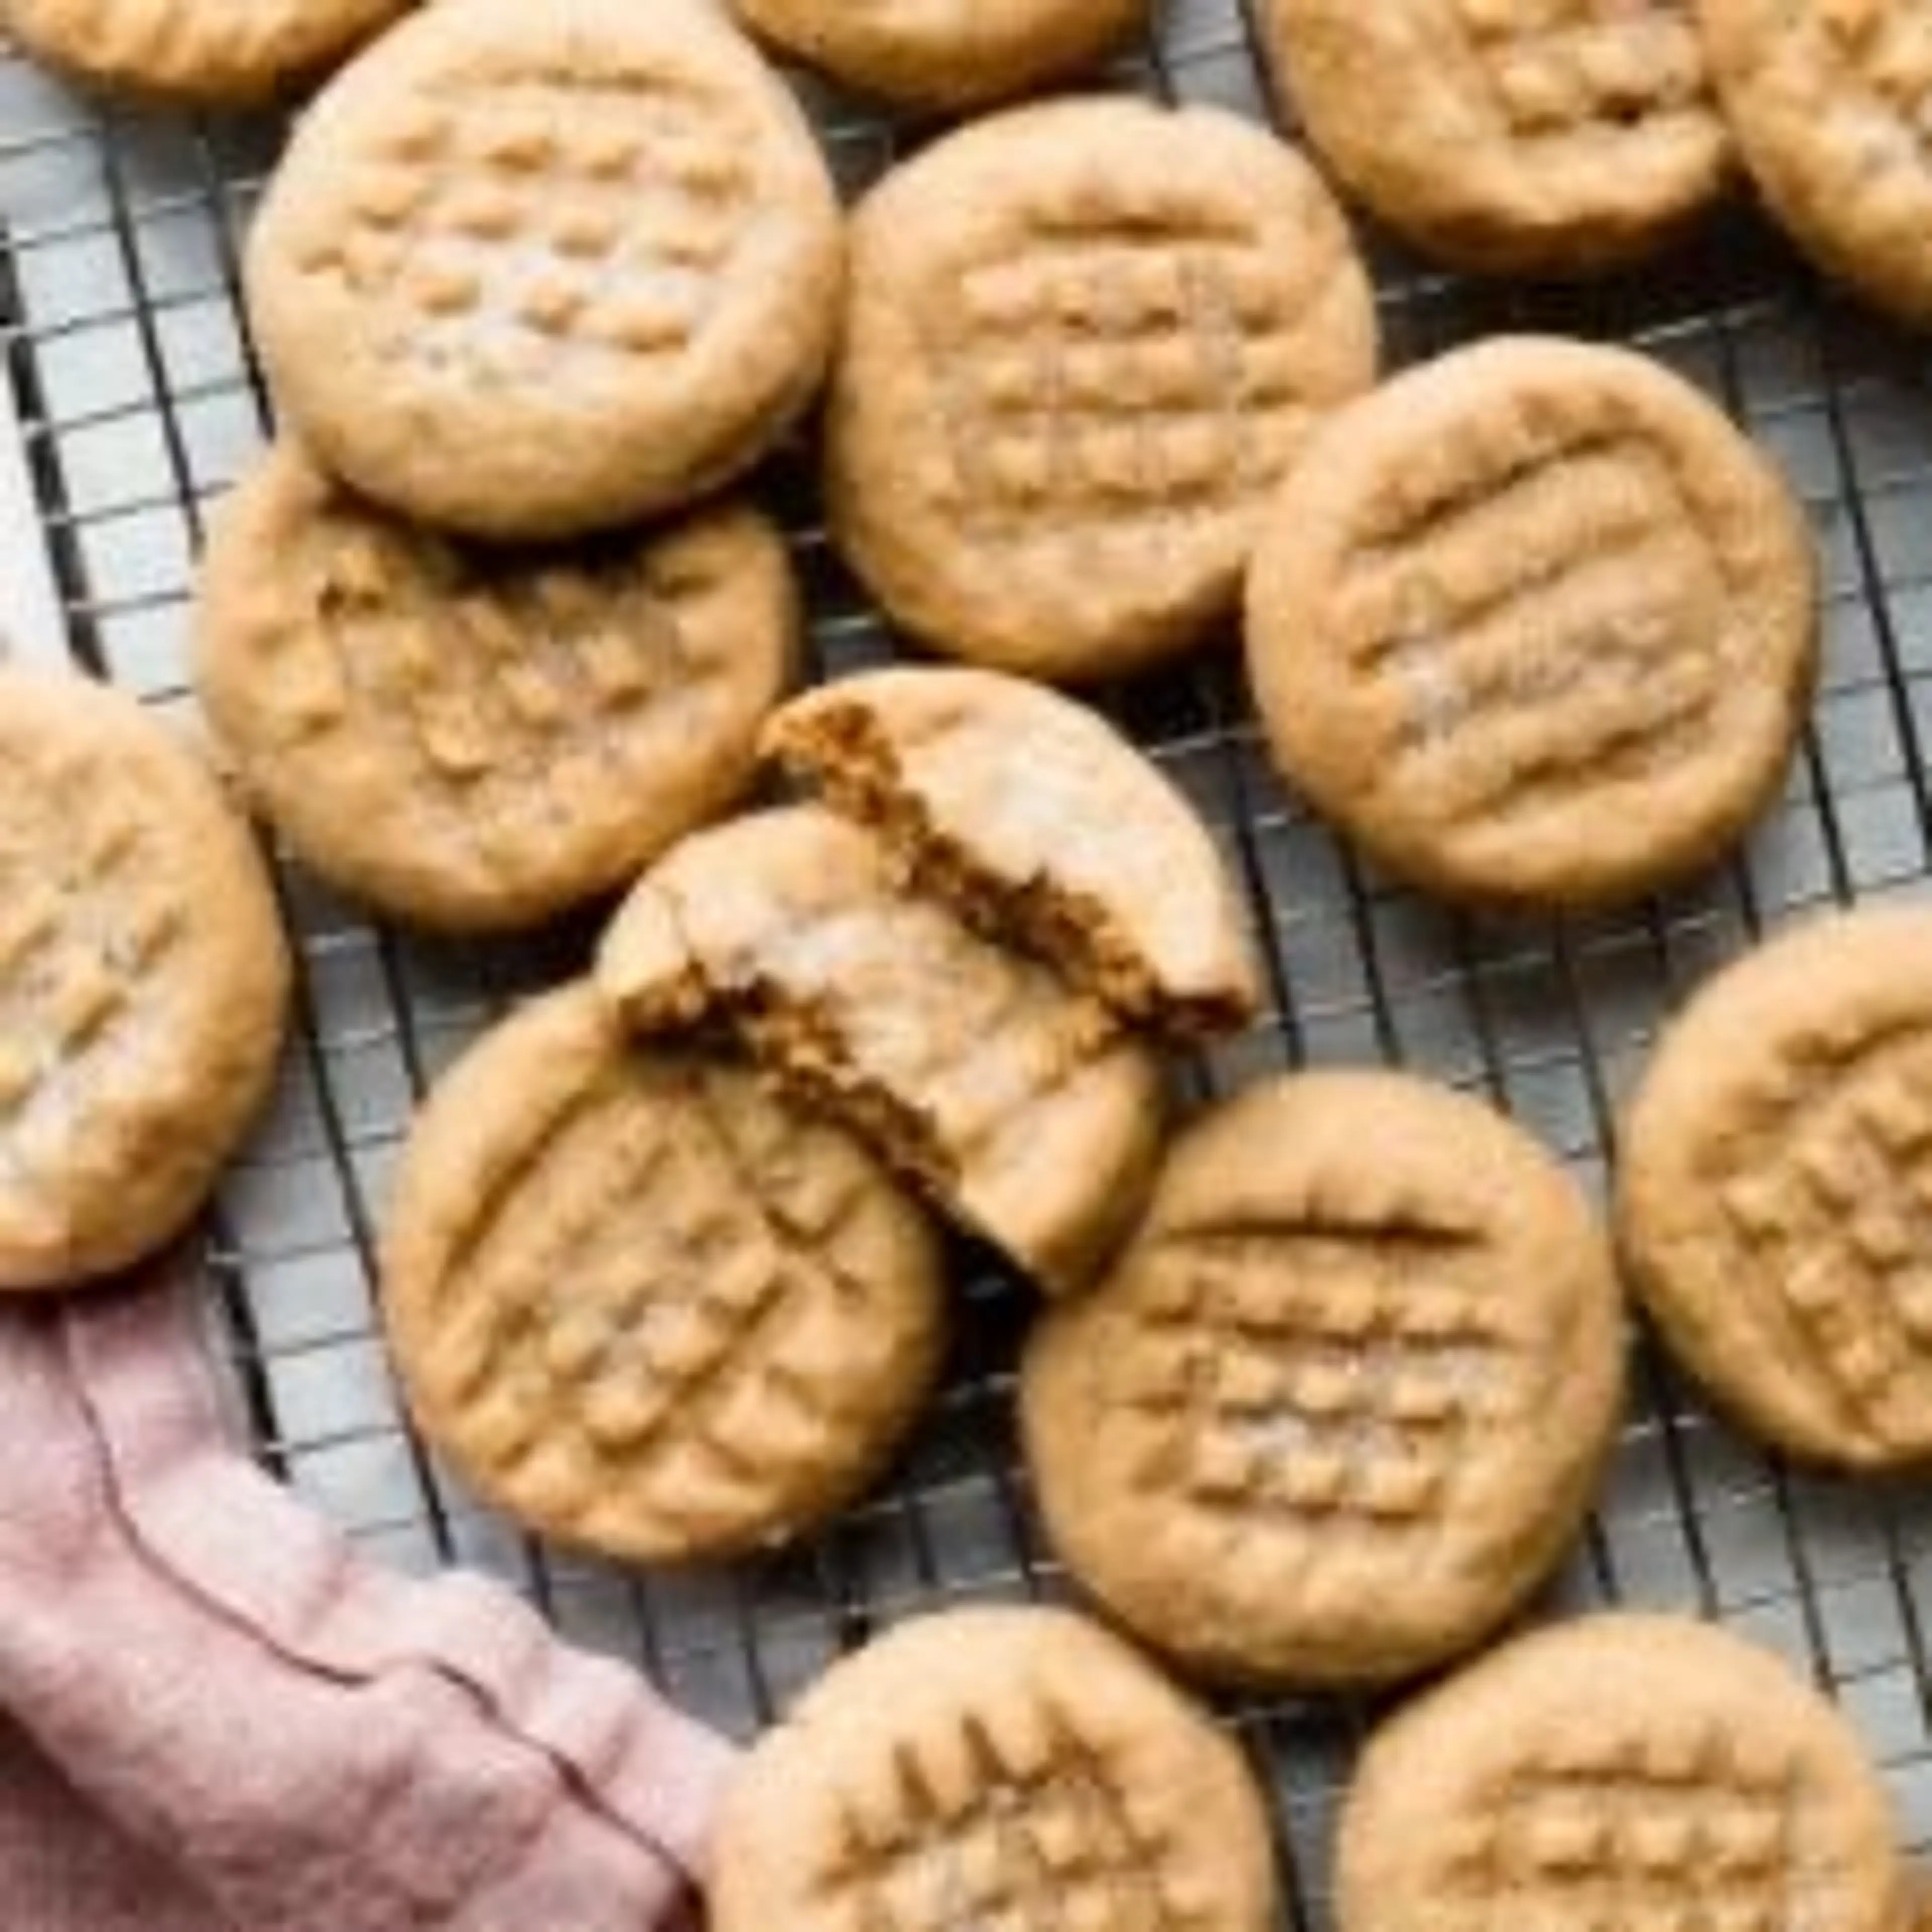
xmin=1262 ymin=0 xmax=1728 ymax=274
xmin=383 ymin=985 xmax=945 ymax=1563
xmin=0 ymin=669 xmax=290 ymax=1291
xmin=1023 ymin=1071 xmax=1623 ymax=1688
xmin=1622 ymin=907 xmax=1932 ymax=1471
xmin=764 ymin=669 xmax=1260 ymax=1036
xmin=713 ymin=1607 xmax=1279 ymax=1932
xmin=596 ymin=807 xmax=1165 ymax=1297
xmin=1339 ymin=1615 xmax=1903 ymax=1932
xmin=246 ymin=0 xmax=844 ymax=539
xmin=731 ymin=0 xmax=1142 ymax=109
xmin=829 ymin=97 xmax=1378 ymax=682
xmin=195 ymin=445 xmax=796 ymax=933
xmin=1701 ymin=0 xmax=1932 ymax=328
xmin=3 ymin=0 xmax=408 ymax=104
xmin=1246 ymin=338 xmax=1817 ymax=910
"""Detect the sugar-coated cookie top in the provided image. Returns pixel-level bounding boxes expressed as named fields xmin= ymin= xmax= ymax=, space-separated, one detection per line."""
xmin=1247 ymin=336 xmax=1817 ymax=909
xmin=714 ymin=1608 xmax=1279 ymax=1932
xmin=1340 ymin=1615 xmax=1903 ymax=1932
xmin=246 ymin=0 xmax=843 ymax=537
xmin=1623 ymin=906 xmax=1932 ymax=1470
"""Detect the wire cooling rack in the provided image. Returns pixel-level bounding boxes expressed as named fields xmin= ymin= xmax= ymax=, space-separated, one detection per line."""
xmin=9 ymin=0 xmax=1932 ymax=1916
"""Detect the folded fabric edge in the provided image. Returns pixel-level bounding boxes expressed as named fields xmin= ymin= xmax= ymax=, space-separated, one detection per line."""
xmin=60 ymin=1256 xmax=739 ymax=1885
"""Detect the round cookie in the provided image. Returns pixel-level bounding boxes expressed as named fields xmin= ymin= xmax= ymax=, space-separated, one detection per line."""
xmin=2 ymin=0 xmax=408 ymax=104
xmin=383 ymin=984 xmax=946 ymax=1564
xmin=0 ymin=668 xmax=290 ymax=1291
xmin=829 ymin=97 xmax=1378 ymax=683
xmin=195 ymin=445 xmax=796 ymax=933
xmin=245 ymin=0 xmax=844 ymax=540
xmin=730 ymin=0 xmax=1143 ymax=109
xmin=1338 ymin=1615 xmax=1904 ymax=1932
xmin=1620 ymin=907 xmax=1932 ymax=1471
xmin=1261 ymin=0 xmax=1728 ymax=274
xmin=713 ymin=1607 xmax=1279 ymax=1932
xmin=1022 ymin=1071 xmax=1624 ymax=1688
xmin=596 ymin=807 xmax=1166 ymax=1298
xmin=1246 ymin=337 xmax=1817 ymax=910
xmin=765 ymin=668 xmax=1261 ymax=1036
xmin=1700 ymin=0 xmax=1932 ymax=329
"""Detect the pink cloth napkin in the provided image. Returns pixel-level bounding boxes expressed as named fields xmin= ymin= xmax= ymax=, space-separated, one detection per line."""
xmin=0 ymin=1258 xmax=737 ymax=1931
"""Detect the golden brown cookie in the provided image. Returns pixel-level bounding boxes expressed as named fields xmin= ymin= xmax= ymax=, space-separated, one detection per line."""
xmin=713 ymin=1607 xmax=1279 ymax=1932
xmin=1700 ymin=0 xmax=1932 ymax=328
xmin=1620 ymin=907 xmax=1932 ymax=1471
xmin=194 ymin=445 xmax=796 ymax=934
xmin=1246 ymin=337 xmax=1818 ymax=910
xmin=0 ymin=668 xmax=290 ymax=1292
xmin=1339 ymin=1615 xmax=1904 ymax=1932
xmin=245 ymin=0 xmax=844 ymax=540
xmin=730 ymin=0 xmax=1143 ymax=109
xmin=764 ymin=669 xmax=1261 ymax=1036
xmin=383 ymin=984 xmax=946 ymax=1564
xmin=1262 ymin=0 xmax=1728 ymax=274
xmin=1023 ymin=1071 xmax=1623 ymax=1688
xmin=596 ymin=807 xmax=1165 ymax=1297
xmin=2 ymin=0 xmax=409 ymax=104
xmin=829 ymin=97 xmax=1378 ymax=683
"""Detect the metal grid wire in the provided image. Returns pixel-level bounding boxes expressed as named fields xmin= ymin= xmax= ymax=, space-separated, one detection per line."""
xmin=9 ymin=0 xmax=1932 ymax=1917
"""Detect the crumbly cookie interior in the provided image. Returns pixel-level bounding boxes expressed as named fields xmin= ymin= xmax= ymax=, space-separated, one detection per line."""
xmin=772 ymin=699 xmax=1246 ymax=1036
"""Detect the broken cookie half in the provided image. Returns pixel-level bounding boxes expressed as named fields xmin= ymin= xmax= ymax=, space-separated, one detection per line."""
xmin=596 ymin=807 xmax=1165 ymax=1296
xmin=762 ymin=668 xmax=1263 ymax=1038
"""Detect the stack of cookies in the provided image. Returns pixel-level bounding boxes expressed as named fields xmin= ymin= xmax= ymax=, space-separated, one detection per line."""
xmin=7 ymin=1 xmax=1932 ymax=1929
xmin=381 ymin=664 xmax=1264 ymax=1559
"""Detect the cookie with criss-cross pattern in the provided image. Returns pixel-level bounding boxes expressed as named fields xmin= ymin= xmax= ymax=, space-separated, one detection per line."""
xmin=1621 ymin=907 xmax=1932 ymax=1472
xmin=596 ymin=807 xmax=1166 ymax=1298
xmin=3 ymin=0 xmax=409 ymax=104
xmin=1262 ymin=0 xmax=1728 ymax=273
xmin=713 ymin=1608 xmax=1279 ymax=1932
xmin=1246 ymin=338 xmax=1817 ymax=910
xmin=383 ymin=985 xmax=945 ymax=1563
xmin=828 ymin=97 xmax=1378 ymax=683
xmin=195 ymin=445 xmax=796 ymax=933
xmin=1023 ymin=1071 xmax=1623 ymax=1688
xmin=0 ymin=668 xmax=290 ymax=1292
xmin=1339 ymin=1616 xmax=1903 ymax=1932
xmin=1701 ymin=0 xmax=1932 ymax=328
xmin=731 ymin=0 xmax=1142 ymax=108
xmin=245 ymin=0 xmax=843 ymax=539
